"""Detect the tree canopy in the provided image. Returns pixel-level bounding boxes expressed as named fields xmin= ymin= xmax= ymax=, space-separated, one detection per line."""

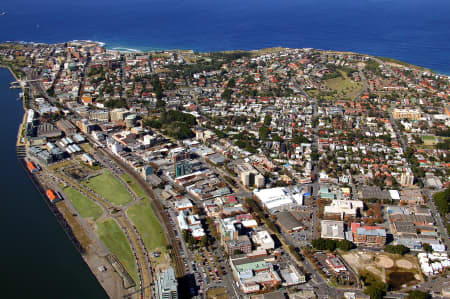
xmin=384 ymin=244 xmax=409 ymax=255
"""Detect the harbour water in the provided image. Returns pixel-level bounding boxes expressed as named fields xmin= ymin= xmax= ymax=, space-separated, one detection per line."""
xmin=0 ymin=68 xmax=107 ymax=298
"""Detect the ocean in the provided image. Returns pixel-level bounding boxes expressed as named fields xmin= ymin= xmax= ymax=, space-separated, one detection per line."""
xmin=1 ymin=0 xmax=450 ymax=74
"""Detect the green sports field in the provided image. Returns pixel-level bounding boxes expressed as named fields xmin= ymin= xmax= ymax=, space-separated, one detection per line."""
xmin=63 ymin=186 xmax=103 ymax=220
xmin=121 ymin=173 xmax=147 ymax=200
xmin=97 ymin=218 xmax=138 ymax=284
xmin=85 ymin=170 xmax=132 ymax=206
xmin=127 ymin=201 xmax=167 ymax=261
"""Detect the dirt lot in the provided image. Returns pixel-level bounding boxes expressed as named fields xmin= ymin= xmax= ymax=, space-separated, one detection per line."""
xmin=342 ymin=250 xmax=422 ymax=286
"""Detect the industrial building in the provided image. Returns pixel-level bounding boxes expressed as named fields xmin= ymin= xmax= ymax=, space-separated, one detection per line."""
xmin=37 ymin=122 xmax=62 ymax=138
xmin=56 ymin=119 xmax=77 ymax=136
xmin=276 ymin=211 xmax=304 ymax=233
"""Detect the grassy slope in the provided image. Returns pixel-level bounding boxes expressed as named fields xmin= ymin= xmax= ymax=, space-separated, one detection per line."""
xmin=121 ymin=173 xmax=147 ymax=200
xmin=127 ymin=201 xmax=167 ymax=259
xmin=63 ymin=186 xmax=103 ymax=220
xmin=86 ymin=170 xmax=132 ymax=206
xmin=97 ymin=218 xmax=138 ymax=284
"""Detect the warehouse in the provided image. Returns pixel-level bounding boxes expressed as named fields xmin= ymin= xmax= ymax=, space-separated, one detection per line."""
xmin=253 ymin=187 xmax=304 ymax=213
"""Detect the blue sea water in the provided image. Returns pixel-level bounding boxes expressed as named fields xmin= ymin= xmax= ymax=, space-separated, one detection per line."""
xmin=1 ymin=0 xmax=450 ymax=73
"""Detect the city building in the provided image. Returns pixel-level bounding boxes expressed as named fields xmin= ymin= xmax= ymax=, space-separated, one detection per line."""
xmin=174 ymin=161 xmax=194 ymax=178
xmin=351 ymin=223 xmax=386 ymax=247
xmin=110 ymin=108 xmax=129 ymax=122
xmin=392 ymin=108 xmax=421 ymax=120
xmin=321 ymin=220 xmax=345 ymax=240
xmin=155 ymin=267 xmax=178 ymax=299
xmin=326 ymin=255 xmax=347 ymax=273
xmin=324 ymin=200 xmax=363 ymax=220
xmin=251 ymin=230 xmax=275 ymax=251
xmin=230 ymin=255 xmax=281 ymax=294
xmin=225 ymin=235 xmax=252 ymax=256
xmin=279 ymin=264 xmax=306 ymax=286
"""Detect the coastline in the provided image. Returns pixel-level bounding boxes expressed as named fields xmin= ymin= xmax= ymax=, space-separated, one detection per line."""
xmin=5 ymin=66 xmax=128 ymax=299
xmin=3 ymin=39 xmax=449 ymax=75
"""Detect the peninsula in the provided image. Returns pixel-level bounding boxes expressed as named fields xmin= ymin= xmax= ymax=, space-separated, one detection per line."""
xmin=1 ymin=41 xmax=449 ymax=299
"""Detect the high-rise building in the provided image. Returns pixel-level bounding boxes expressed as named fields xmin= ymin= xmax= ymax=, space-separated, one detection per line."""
xmin=156 ymin=268 xmax=178 ymax=299
xmin=174 ymin=161 xmax=193 ymax=178
xmin=400 ymin=168 xmax=414 ymax=187
xmin=110 ymin=108 xmax=129 ymax=122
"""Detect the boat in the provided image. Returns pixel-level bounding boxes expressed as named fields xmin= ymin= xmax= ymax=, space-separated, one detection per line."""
xmin=0 ymin=12 xmax=7 ymax=16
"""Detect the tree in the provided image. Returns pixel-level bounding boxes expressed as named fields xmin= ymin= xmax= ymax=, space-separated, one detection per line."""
xmin=227 ymin=77 xmax=236 ymax=88
xmin=312 ymin=238 xmax=337 ymax=251
xmin=156 ymin=98 xmax=166 ymax=108
xmin=259 ymin=126 xmax=270 ymax=140
xmin=337 ymin=240 xmax=354 ymax=251
xmin=422 ymin=243 xmax=432 ymax=253
xmin=221 ymin=88 xmax=232 ymax=101
xmin=364 ymin=283 xmax=386 ymax=299
xmin=384 ymin=244 xmax=409 ymax=255
xmin=361 ymin=271 xmax=388 ymax=299
xmin=201 ymin=235 xmax=209 ymax=248
xmin=433 ymin=188 xmax=450 ymax=216
xmin=151 ymin=75 xmax=163 ymax=100
xmin=264 ymin=114 xmax=272 ymax=126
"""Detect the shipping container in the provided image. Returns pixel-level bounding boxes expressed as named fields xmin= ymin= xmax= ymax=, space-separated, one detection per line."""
xmin=46 ymin=189 xmax=60 ymax=202
xmin=27 ymin=161 xmax=38 ymax=173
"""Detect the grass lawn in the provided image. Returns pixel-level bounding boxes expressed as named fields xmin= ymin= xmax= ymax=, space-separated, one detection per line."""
xmin=127 ymin=201 xmax=167 ymax=260
xmin=121 ymin=173 xmax=147 ymax=199
xmin=305 ymin=88 xmax=320 ymax=98
xmin=63 ymin=186 xmax=103 ymax=220
xmin=207 ymin=287 xmax=228 ymax=299
xmin=79 ymin=143 xmax=95 ymax=154
xmin=324 ymin=70 xmax=364 ymax=100
xmin=97 ymin=218 xmax=138 ymax=284
xmin=85 ymin=170 xmax=132 ymax=206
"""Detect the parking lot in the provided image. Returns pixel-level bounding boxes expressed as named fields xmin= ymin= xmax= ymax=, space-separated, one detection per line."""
xmin=311 ymin=252 xmax=357 ymax=287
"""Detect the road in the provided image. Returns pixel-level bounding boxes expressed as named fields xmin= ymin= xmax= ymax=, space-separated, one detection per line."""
xmin=23 ymin=71 xmax=156 ymax=298
xmin=424 ymin=188 xmax=450 ymax=253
